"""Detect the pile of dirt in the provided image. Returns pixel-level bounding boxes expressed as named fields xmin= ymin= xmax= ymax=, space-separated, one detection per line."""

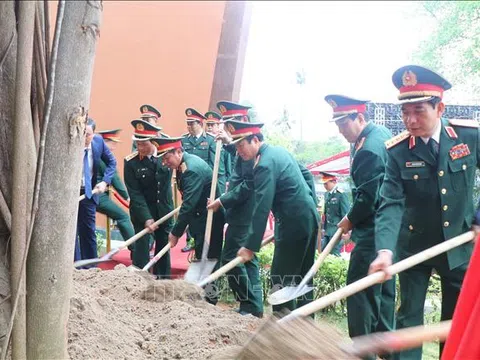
xmin=69 ymin=265 xmax=262 ymax=360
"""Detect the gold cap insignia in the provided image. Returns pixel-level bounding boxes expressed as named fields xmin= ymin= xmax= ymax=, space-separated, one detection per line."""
xmin=226 ymin=123 xmax=236 ymax=134
xmin=402 ymin=70 xmax=417 ymax=87
xmin=136 ymin=123 xmax=144 ymax=131
xmin=328 ymin=99 xmax=337 ymax=108
xmin=186 ymin=109 xmax=192 ymax=116
xmin=142 ymin=106 xmax=148 ymax=113
xmin=219 ymin=105 xmax=227 ymax=114
xmin=208 ymin=114 xmax=213 ymax=119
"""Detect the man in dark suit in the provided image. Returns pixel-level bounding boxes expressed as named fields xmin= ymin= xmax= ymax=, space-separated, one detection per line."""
xmin=75 ymin=118 xmax=117 ymax=262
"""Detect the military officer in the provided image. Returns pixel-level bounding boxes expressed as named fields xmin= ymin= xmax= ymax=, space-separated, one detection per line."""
xmin=131 ymin=104 xmax=162 ymax=152
xmin=153 ymin=136 xmax=225 ymax=304
xmin=319 ymin=171 xmax=350 ymax=256
xmin=207 ymin=101 xmax=264 ymax=317
xmin=124 ymin=119 xmax=174 ymax=278
xmin=181 ymin=108 xmax=227 ymax=194
xmin=369 ymin=65 xmax=480 ymax=360
xmin=226 ymin=120 xmax=319 ymax=315
xmin=205 ymin=110 xmax=232 ymax=190
xmin=96 ymin=129 xmax=135 ymax=247
xmin=325 ymin=94 xmax=395 ymax=357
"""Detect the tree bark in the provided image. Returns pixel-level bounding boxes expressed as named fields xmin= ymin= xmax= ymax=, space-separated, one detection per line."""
xmin=11 ymin=1 xmax=36 ymax=358
xmin=26 ymin=1 xmax=103 ymax=359
xmin=0 ymin=0 xmax=17 ymax=342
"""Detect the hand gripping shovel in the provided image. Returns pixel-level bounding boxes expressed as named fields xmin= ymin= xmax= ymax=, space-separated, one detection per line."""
xmin=184 ymin=140 xmax=223 ymax=283
xmin=278 ymin=230 xmax=474 ymax=324
xmin=341 ymin=320 xmax=451 ymax=358
xmin=78 ymin=188 xmax=100 ymax=202
xmin=73 ymin=206 xmax=180 ymax=268
xmin=268 ymin=228 xmax=343 ymax=305
xmin=197 ymin=234 xmax=275 ymax=288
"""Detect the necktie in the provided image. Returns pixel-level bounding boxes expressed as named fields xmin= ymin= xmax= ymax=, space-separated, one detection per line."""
xmin=428 ymin=138 xmax=439 ymax=158
xmin=84 ymin=149 xmax=93 ymax=199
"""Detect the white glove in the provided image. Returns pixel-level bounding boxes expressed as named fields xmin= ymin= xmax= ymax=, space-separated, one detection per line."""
xmin=94 ymin=181 xmax=108 ymax=194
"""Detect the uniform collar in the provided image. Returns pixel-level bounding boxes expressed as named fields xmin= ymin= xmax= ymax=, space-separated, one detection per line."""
xmin=146 ymin=148 xmax=157 ymax=159
xmin=420 ymin=120 xmax=442 ymax=144
xmin=329 ymin=185 xmax=337 ymax=194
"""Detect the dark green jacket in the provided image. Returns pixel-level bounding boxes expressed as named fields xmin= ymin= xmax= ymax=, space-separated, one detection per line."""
xmin=246 ymin=144 xmax=319 ymax=252
xmin=171 ymin=152 xmax=220 ymax=237
xmin=123 ymin=152 xmax=173 ymax=225
xmin=349 ymin=122 xmax=392 ymax=248
xmin=98 ymin=161 xmax=129 ymax=200
xmin=324 ymin=187 xmax=350 ymax=237
xmin=375 ymin=119 xmax=480 ymax=269
xmin=181 ymin=132 xmax=226 ymax=192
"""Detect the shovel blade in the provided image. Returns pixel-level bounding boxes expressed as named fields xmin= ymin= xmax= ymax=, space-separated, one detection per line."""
xmin=267 ymin=285 xmax=315 ymax=306
xmin=73 ymin=257 xmax=112 ymax=269
xmin=184 ymin=259 xmax=218 ymax=283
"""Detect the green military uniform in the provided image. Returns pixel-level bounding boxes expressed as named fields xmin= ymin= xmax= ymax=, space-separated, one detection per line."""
xmin=325 ymin=95 xmax=395 ymax=358
xmin=124 ymin=120 xmax=174 ymax=277
xmin=95 ymin=129 xmax=135 ymax=243
xmin=321 ymin=175 xmax=349 ymax=256
xmin=226 ymin=120 xmax=319 ymax=314
xmin=375 ymin=65 xmax=479 ymax=360
xmin=96 ymin=162 xmax=135 ymax=241
xmin=182 ymin=108 xmax=227 ymax=194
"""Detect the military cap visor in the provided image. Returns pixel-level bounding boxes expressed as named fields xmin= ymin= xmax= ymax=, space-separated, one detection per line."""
xmin=205 ymin=111 xmax=222 ymax=123
xmin=392 ymin=65 xmax=452 ymax=104
xmin=130 ymin=119 xmax=162 ymax=139
xmin=319 ymin=171 xmax=338 ymax=183
xmin=185 ymin=107 xmax=206 ymax=122
xmin=324 ymin=94 xmax=369 ymax=123
xmin=149 ymin=136 xmax=183 ymax=157
xmin=224 ymin=120 xmax=264 ymax=144
xmin=139 ymin=104 xmax=161 ymax=119
xmin=97 ymin=128 xmax=122 ymax=142
xmin=216 ymin=101 xmax=251 ymax=120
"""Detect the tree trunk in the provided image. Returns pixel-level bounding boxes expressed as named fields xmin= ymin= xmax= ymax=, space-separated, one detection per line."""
xmin=26 ymin=1 xmax=103 ymax=359
xmin=0 ymin=0 xmax=17 ymax=342
xmin=11 ymin=1 xmax=36 ymax=358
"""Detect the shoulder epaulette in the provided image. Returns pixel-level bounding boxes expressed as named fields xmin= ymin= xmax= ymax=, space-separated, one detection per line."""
xmin=385 ymin=130 xmax=410 ymax=150
xmin=448 ymin=119 xmax=479 ymax=128
xmin=125 ymin=151 xmax=138 ymax=161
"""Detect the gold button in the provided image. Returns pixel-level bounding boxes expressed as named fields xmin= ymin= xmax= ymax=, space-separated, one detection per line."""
xmin=438 ymin=170 xmax=444 ymax=176
xmin=443 ymin=205 xmax=448 ymax=211
xmin=462 ymin=164 xmax=467 ymax=170
xmin=441 ymin=188 xmax=447 ymax=195
xmin=444 ymin=221 xmax=450 ymax=227
xmin=413 ymin=174 xmax=419 ymax=180
xmin=409 ymin=225 xmax=414 ymax=231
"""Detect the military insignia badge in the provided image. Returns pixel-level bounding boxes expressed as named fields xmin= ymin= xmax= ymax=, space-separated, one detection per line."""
xmin=151 ymin=141 xmax=159 ymax=148
xmin=219 ymin=105 xmax=227 ymax=114
xmin=186 ymin=109 xmax=192 ymax=116
xmin=142 ymin=106 xmax=148 ymax=113
xmin=327 ymin=99 xmax=337 ymax=108
xmin=208 ymin=114 xmax=213 ymax=119
xmin=180 ymin=162 xmax=187 ymax=173
xmin=136 ymin=123 xmax=144 ymax=131
xmin=402 ymin=70 xmax=417 ymax=87
xmin=226 ymin=123 xmax=236 ymax=134
xmin=200 ymin=141 xmax=208 ymax=146
xmin=449 ymin=143 xmax=471 ymax=160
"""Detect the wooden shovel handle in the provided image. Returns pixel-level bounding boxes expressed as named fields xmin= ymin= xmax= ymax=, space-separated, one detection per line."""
xmin=281 ymin=231 xmax=474 ymax=322
xmin=142 ymin=242 xmax=172 ymax=271
xmin=197 ymin=234 xmax=275 ymax=287
xmin=200 ymin=140 xmax=223 ymax=261
xmin=78 ymin=188 xmax=100 ymax=202
xmin=344 ymin=320 xmax=451 ymax=356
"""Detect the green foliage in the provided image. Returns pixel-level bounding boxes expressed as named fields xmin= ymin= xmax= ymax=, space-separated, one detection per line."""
xmin=412 ymin=1 xmax=480 ymax=92
xmin=96 ymin=230 xmax=106 ymax=255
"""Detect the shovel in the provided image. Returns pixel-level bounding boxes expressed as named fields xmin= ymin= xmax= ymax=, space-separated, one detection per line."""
xmin=141 ymin=242 xmax=171 ymax=272
xmin=78 ymin=188 xmax=100 ymax=202
xmin=73 ymin=206 xmax=180 ymax=268
xmin=184 ymin=140 xmax=223 ymax=283
xmin=197 ymin=234 xmax=275 ymax=287
xmin=278 ymin=230 xmax=474 ymax=324
xmin=268 ymin=228 xmax=343 ymax=305
xmin=341 ymin=320 xmax=451 ymax=357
